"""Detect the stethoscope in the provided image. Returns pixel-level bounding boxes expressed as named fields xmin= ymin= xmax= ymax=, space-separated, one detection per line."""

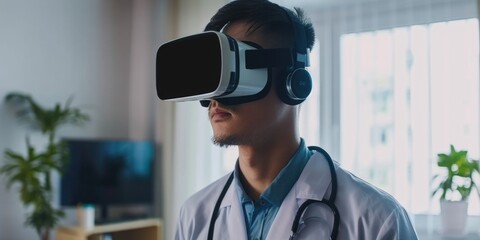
xmin=207 ymin=146 xmax=340 ymax=240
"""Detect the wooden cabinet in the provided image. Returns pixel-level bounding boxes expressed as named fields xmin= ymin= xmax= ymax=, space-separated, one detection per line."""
xmin=56 ymin=218 xmax=162 ymax=240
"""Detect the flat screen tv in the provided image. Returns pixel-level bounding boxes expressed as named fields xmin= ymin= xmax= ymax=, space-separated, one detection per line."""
xmin=60 ymin=138 xmax=155 ymax=222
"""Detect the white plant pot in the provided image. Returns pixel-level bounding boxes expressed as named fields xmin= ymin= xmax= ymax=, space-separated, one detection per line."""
xmin=439 ymin=200 xmax=468 ymax=236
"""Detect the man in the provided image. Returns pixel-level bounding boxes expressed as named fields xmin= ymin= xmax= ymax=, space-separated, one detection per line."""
xmin=169 ymin=0 xmax=418 ymax=239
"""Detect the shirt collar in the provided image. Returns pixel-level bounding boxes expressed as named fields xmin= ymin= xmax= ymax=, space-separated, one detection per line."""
xmin=233 ymin=139 xmax=312 ymax=206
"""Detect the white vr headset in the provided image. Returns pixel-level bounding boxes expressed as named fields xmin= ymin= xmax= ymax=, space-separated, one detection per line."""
xmin=157 ymin=26 xmax=311 ymax=107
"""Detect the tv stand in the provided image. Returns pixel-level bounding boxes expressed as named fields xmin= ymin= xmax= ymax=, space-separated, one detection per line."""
xmin=55 ymin=218 xmax=162 ymax=240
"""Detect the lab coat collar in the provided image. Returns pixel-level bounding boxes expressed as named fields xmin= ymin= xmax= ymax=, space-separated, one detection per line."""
xmin=266 ymin=151 xmax=335 ymax=240
xmin=218 ymin=176 xmax=249 ymax=239
xmin=295 ymin=150 xmax=334 ymax=201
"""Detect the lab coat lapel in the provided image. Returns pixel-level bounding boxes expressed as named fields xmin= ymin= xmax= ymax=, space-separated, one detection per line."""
xmin=216 ymin=179 xmax=248 ymax=240
xmin=266 ymin=152 xmax=333 ymax=240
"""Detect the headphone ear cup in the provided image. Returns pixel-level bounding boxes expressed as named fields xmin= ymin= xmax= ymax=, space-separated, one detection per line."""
xmin=277 ymin=68 xmax=312 ymax=105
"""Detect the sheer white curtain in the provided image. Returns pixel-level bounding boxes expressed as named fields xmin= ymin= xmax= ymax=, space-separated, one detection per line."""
xmin=172 ymin=102 xmax=225 ymax=204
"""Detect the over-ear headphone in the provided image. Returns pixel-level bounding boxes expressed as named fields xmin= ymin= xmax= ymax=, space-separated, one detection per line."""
xmin=276 ymin=7 xmax=312 ymax=105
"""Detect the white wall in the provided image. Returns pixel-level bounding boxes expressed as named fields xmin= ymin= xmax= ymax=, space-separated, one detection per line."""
xmin=0 ymin=0 xmax=159 ymax=239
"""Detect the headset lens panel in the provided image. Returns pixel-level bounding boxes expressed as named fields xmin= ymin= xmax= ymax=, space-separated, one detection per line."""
xmin=156 ymin=32 xmax=222 ymax=100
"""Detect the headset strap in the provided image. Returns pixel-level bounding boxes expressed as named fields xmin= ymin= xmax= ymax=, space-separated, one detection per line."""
xmin=245 ymin=48 xmax=293 ymax=69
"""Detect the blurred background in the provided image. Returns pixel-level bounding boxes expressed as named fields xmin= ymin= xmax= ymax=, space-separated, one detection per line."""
xmin=0 ymin=0 xmax=479 ymax=239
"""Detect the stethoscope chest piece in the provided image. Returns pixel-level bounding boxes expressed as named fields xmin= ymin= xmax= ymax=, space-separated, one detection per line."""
xmin=289 ymin=198 xmax=340 ymax=240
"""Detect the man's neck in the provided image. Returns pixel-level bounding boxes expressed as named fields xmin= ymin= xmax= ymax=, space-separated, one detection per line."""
xmin=237 ymin=137 xmax=301 ymax=201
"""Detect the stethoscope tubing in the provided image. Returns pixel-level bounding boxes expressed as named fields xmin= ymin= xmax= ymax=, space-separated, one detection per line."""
xmin=207 ymin=172 xmax=234 ymax=240
xmin=207 ymin=146 xmax=340 ymax=240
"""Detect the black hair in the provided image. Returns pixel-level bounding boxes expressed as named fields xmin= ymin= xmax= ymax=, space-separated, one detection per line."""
xmin=204 ymin=0 xmax=315 ymax=50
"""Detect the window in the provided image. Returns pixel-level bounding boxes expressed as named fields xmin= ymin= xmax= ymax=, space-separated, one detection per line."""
xmin=302 ymin=0 xmax=480 ymax=215
xmin=340 ymin=19 xmax=479 ymax=214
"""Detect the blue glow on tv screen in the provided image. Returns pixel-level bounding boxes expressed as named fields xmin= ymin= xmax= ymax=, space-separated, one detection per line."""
xmin=60 ymin=139 xmax=155 ymax=207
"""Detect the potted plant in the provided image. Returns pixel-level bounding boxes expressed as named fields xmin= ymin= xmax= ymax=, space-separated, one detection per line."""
xmin=0 ymin=92 xmax=90 ymax=240
xmin=431 ymin=144 xmax=480 ymax=236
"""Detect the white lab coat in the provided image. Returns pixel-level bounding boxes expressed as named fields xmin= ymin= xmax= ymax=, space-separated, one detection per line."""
xmin=175 ymin=151 xmax=418 ymax=239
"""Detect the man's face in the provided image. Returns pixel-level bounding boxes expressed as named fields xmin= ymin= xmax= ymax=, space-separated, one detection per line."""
xmin=209 ymin=21 xmax=297 ymax=148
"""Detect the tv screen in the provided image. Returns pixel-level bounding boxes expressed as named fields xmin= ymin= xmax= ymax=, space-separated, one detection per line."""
xmin=60 ymin=139 xmax=155 ymax=211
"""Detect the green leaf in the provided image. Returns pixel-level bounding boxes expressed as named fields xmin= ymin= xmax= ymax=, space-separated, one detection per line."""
xmin=457 ymin=185 xmax=472 ymax=201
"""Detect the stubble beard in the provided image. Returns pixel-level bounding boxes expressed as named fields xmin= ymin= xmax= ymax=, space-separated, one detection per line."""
xmin=212 ymin=133 xmax=254 ymax=148
xmin=212 ymin=135 xmax=240 ymax=148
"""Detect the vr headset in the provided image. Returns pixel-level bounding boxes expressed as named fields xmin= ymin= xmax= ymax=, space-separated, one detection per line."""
xmin=156 ymin=8 xmax=312 ymax=107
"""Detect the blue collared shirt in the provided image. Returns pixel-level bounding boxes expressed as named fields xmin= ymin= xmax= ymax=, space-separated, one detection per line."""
xmin=233 ymin=139 xmax=312 ymax=240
